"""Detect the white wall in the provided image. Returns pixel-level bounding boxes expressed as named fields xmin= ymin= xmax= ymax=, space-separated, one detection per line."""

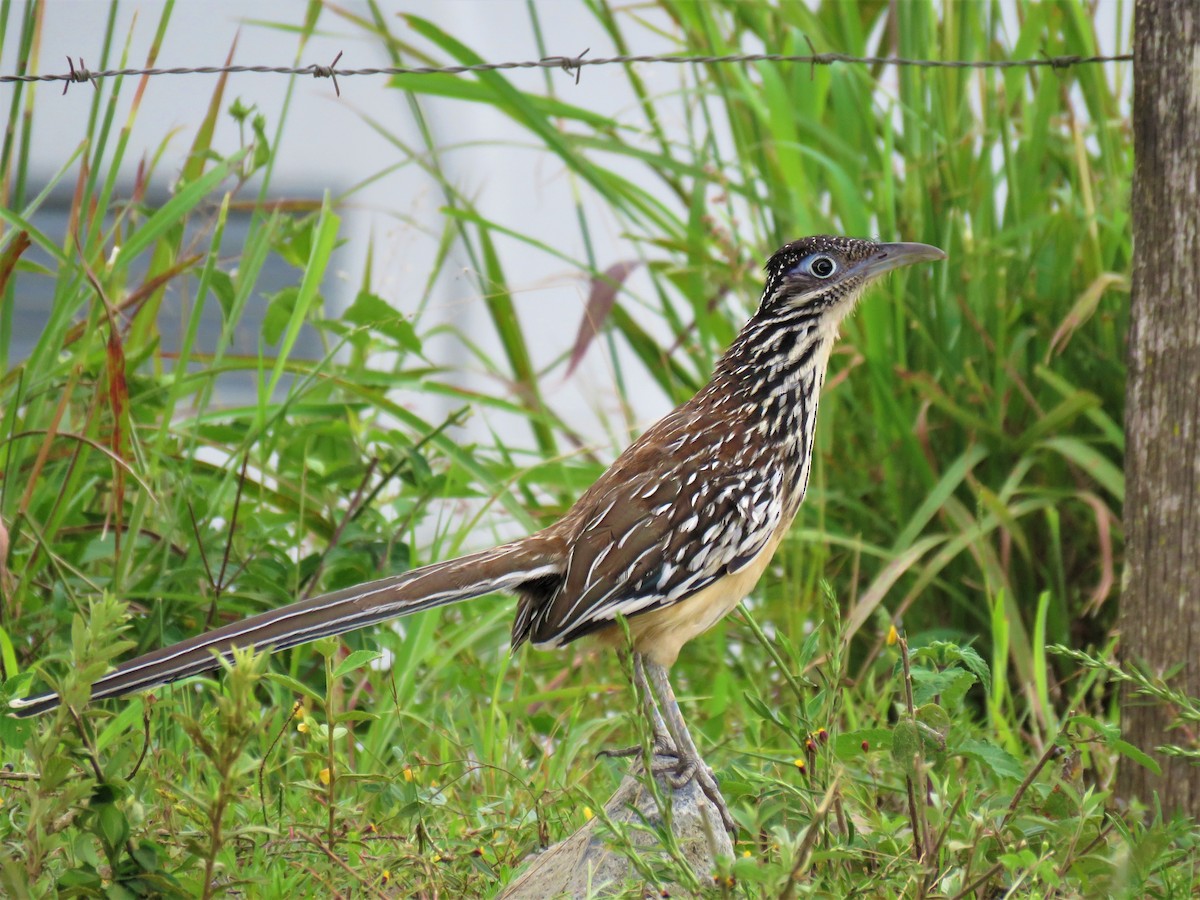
xmin=9 ymin=1 xmax=684 ymax=460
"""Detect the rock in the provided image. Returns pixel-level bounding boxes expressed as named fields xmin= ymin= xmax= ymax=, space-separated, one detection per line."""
xmin=499 ymin=756 xmax=734 ymax=898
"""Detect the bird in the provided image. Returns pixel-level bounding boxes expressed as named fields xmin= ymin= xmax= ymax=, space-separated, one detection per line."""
xmin=10 ymin=235 xmax=945 ymax=834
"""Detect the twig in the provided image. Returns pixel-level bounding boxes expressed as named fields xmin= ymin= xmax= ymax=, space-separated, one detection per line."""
xmin=1056 ymin=818 xmax=1115 ymax=877
xmin=898 ymin=635 xmax=926 ymax=863
xmin=123 ymin=703 xmax=154 ymax=781
xmin=0 ymin=770 xmax=40 ymax=781
xmin=999 ymin=742 xmax=1063 ymax=832
xmin=299 ymin=458 xmax=378 ymax=602
xmin=259 ymin=700 xmax=304 ymax=825
xmin=299 ymin=832 xmax=386 ymax=897
xmin=779 ymin=775 xmax=841 ymax=899
xmin=950 ymin=860 xmax=1004 ymax=900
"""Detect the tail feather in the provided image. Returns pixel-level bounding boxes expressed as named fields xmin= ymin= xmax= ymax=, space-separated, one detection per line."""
xmin=9 ymin=539 xmax=561 ymax=718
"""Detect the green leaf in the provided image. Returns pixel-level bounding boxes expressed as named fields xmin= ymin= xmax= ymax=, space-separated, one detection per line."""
xmin=0 ymin=703 xmax=32 ymax=751
xmin=57 ymin=866 xmax=103 ymax=890
xmin=313 ymin=637 xmax=340 ymax=659
xmin=911 ymin=667 xmax=977 ymax=708
xmin=131 ymin=840 xmax=163 ymax=873
xmin=344 ymin=291 xmax=422 ymax=352
xmin=834 ymin=728 xmax=892 ymax=760
xmin=263 ymin=200 xmax=340 ymax=403
xmin=940 ymin=668 xmax=979 ymax=713
xmin=332 ymin=650 xmax=383 ymax=680
xmin=893 ymin=445 xmax=989 ymax=550
xmin=210 ymin=269 xmax=235 ymax=323
xmin=335 ymin=709 xmax=379 ymax=724
xmin=251 ymin=112 xmax=272 ymax=170
xmin=264 ymin=673 xmax=324 ymax=704
xmin=912 ymin=640 xmax=992 ymax=696
xmin=1113 ymin=739 xmax=1162 ymax=775
xmin=742 ymin=691 xmax=788 ymax=733
xmin=1039 ymin=437 xmax=1125 ymax=502
xmin=958 ymin=738 xmax=1025 ymax=781
xmin=1067 ymin=713 xmax=1117 ymax=741
xmin=96 ymin=802 xmax=130 ymax=853
xmin=0 ymin=625 xmax=17 ymax=689
xmin=2 ymin=670 xmax=34 ymax=696
xmin=96 ymin=699 xmax=146 ymax=753
xmin=388 ymin=71 xmax=616 ymax=129
xmin=891 ymin=720 xmax=921 ymax=775
xmin=915 ymin=704 xmax=950 ymax=762
xmin=263 ymin=286 xmax=300 ymax=345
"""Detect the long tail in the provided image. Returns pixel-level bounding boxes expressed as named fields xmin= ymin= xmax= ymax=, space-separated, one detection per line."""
xmin=9 ymin=538 xmax=562 ymax=718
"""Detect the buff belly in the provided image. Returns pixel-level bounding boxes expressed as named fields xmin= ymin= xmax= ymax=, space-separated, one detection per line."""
xmin=594 ymin=529 xmax=787 ymax=667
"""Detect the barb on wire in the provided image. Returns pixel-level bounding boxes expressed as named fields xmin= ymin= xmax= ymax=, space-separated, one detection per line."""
xmin=308 ymin=50 xmax=343 ymax=96
xmin=1040 ymin=49 xmax=1083 ymax=72
xmin=2 ymin=47 xmax=1134 ymax=97
xmin=802 ymin=35 xmax=825 ymax=81
xmin=62 ymin=57 xmax=97 ymax=95
xmin=540 ymin=48 xmax=589 ymax=85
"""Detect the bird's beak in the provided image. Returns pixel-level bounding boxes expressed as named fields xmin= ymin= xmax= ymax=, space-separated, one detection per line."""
xmin=855 ymin=242 xmax=947 ymax=280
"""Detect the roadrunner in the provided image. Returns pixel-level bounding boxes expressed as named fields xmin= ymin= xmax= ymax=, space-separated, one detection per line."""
xmin=11 ymin=236 xmax=945 ymax=833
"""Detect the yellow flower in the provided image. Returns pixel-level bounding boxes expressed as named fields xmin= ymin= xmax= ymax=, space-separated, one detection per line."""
xmin=297 ymin=720 xmax=309 ymax=734
xmin=403 ymin=766 xmax=414 ymax=782
xmin=319 ymin=767 xmax=331 ymax=785
xmin=583 ymin=806 xmax=594 ymax=821
xmin=886 ymin=624 xmax=899 ymax=646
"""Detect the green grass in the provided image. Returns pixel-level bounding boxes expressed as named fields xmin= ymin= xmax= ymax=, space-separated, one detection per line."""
xmin=2 ymin=0 xmax=1197 ymax=896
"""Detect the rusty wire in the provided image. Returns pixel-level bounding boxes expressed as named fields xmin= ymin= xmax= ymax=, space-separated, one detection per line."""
xmin=0 ymin=47 xmax=1133 ymax=95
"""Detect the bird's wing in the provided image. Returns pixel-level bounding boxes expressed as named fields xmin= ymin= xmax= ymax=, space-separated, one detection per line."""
xmin=524 ymin=452 xmax=784 ymax=649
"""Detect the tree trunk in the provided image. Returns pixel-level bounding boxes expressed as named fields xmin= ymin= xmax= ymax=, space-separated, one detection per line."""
xmin=1117 ymin=0 xmax=1200 ymax=815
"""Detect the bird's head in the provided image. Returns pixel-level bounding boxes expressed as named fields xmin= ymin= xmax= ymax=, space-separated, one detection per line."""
xmin=759 ymin=235 xmax=945 ymax=318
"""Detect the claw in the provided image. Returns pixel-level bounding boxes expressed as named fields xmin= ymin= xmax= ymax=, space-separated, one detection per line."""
xmin=599 ymin=738 xmax=735 ymax=834
xmin=595 ymin=745 xmax=638 ymax=760
xmin=596 ymin=732 xmax=678 ymax=761
xmin=666 ymin=758 xmax=696 ymax=788
xmin=635 ymin=754 xmax=734 ymax=834
xmin=663 ymin=754 xmax=736 ymax=835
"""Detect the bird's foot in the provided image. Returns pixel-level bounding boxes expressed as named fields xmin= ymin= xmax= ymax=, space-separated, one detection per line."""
xmin=596 ymin=732 xmax=678 ymax=761
xmin=663 ymin=754 xmax=736 ymax=835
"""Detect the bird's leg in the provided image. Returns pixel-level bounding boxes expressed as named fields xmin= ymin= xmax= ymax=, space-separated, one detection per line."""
xmin=597 ymin=653 xmax=678 ymax=760
xmin=643 ymin=658 xmax=736 ymax=836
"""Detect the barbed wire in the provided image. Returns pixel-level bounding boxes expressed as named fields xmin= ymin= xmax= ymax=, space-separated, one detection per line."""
xmin=1 ymin=47 xmax=1133 ymax=96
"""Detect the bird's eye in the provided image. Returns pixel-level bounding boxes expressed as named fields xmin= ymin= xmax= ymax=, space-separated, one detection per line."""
xmin=809 ymin=256 xmax=836 ymax=278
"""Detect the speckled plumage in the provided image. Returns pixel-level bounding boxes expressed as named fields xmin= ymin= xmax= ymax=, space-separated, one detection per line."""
xmin=512 ymin=236 xmax=885 ymax=661
xmin=11 ymin=236 xmax=945 ymax=717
